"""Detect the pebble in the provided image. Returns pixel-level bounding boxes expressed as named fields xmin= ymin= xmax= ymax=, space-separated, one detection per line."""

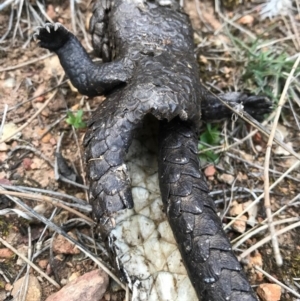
xmin=16 ymin=245 xmax=28 ymax=266
xmin=231 ymin=215 xmax=248 ymax=233
xmin=38 ymin=259 xmax=48 ymax=269
xmin=0 ymin=248 xmax=14 ymax=258
xmin=257 ymin=283 xmax=281 ymax=301
xmin=52 ymin=232 xmax=80 ymax=255
xmin=0 ymin=142 xmax=8 ymax=151
xmin=4 ymin=78 xmax=15 ymax=88
xmin=12 ymin=275 xmax=42 ymax=301
xmin=45 ymin=269 xmax=108 ymax=301
xmin=238 ymin=15 xmax=254 ymax=25
xmin=218 ymin=173 xmax=235 ymax=185
xmin=204 ymin=165 xmax=216 ymax=177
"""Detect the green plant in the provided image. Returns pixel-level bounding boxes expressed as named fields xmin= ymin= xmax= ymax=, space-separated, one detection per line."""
xmin=198 ymin=123 xmax=221 ymax=164
xmin=233 ymin=37 xmax=300 ymax=100
xmin=66 ymin=109 xmax=86 ymax=129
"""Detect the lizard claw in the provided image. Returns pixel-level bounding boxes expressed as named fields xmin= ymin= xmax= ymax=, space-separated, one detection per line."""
xmin=54 ymin=22 xmax=60 ymax=31
xmin=33 ymin=22 xmax=70 ymax=51
xmin=32 ymin=33 xmax=38 ymax=41
xmin=44 ymin=23 xmax=51 ymax=33
xmin=33 ymin=26 xmax=42 ymax=35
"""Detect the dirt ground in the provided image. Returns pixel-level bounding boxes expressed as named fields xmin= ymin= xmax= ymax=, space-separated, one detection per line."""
xmin=0 ymin=0 xmax=300 ymax=301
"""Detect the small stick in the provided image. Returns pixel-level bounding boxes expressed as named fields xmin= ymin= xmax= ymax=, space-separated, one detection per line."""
xmin=224 ymin=159 xmax=300 ymax=230
xmin=254 ymin=265 xmax=300 ymax=298
xmin=226 ymin=151 xmax=300 ymax=183
xmin=0 ymin=74 xmax=63 ymax=144
xmin=263 ymin=53 xmax=300 ymax=266
xmin=1 ymin=184 xmax=88 ymax=205
xmin=0 ymin=236 xmax=60 ymax=289
xmin=232 ymin=216 xmax=300 ymax=249
xmin=0 ymin=190 xmax=94 ymax=224
xmin=239 ymin=220 xmax=300 ymax=260
xmin=0 ymin=104 xmax=8 ymax=139
xmin=0 ymin=53 xmax=53 ymax=72
xmin=7 ymin=144 xmax=54 ymax=168
xmin=5 ymin=190 xmax=127 ymax=290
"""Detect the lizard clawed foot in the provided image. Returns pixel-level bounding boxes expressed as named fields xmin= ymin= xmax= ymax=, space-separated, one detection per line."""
xmin=33 ymin=22 xmax=70 ymax=51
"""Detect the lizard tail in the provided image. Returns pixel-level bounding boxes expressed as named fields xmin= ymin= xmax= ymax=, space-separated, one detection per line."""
xmin=158 ymin=117 xmax=258 ymax=301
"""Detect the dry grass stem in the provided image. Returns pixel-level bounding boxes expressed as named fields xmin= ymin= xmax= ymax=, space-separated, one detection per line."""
xmin=0 ymin=236 xmax=61 ymax=289
xmin=4 ymin=189 xmax=127 ymax=290
xmin=0 ymin=190 xmax=94 ymax=224
xmin=0 ymin=53 xmax=53 ymax=72
xmin=0 ymin=104 xmax=8 ymax=138
xmin=239 ymin=220 xmax=300 ymax=260
xmin=0 ymin=74 xmax=63 ymax=144
xmin=232 ymin=217 xmax=300 ymax=249
xmin=224 ymin=159 xmax=300 ymax=230
xmin=1 ymin=184 xmax=87 ymax=205
xmin=232 ymin=193 xmax=300 ymax=246
xmin=263 ymin=53 xmax=300 ymax=266
xmin=254 ymin=265 xmax=300 ymax=298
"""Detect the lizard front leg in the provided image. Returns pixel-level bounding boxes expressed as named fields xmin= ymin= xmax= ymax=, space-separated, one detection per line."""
xmin=201 ymin=90 xmax=272 ymax=122
xmin=34 ymin=23 xmax=133 ymax=97
xmin=83 ymin=93 xmax=143 ymax=236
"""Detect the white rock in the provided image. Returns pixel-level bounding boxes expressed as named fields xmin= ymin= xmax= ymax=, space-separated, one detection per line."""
xmin=109 ymin=133 xmax=198 ymax=301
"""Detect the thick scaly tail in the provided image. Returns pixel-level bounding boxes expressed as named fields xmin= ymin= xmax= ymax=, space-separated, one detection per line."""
xmin=158 ymin=117 xmax=258 ymax=301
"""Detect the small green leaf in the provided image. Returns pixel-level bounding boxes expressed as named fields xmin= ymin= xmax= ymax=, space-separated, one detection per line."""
xmin=199 ymin=123 xmax=221 ymax=164
xmin=66 ymin=110 xmax=86 ymax=129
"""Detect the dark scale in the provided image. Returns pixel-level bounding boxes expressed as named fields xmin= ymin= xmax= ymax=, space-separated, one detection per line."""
xmin=34 ymin=0 xmax=272 ymax=300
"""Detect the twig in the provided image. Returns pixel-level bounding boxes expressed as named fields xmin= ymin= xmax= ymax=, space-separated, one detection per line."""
xmin=226 ymin=151 xmax=300 ymax=183
xmin=263 ymin=53 xmax=300 ymax=266
xmin=13 ymin=0 xmax=25 ymax=42
xmin=254 ymin=265 xmax=300 ymax=298
xmin=0 ymin=6 xmax=14 ymax=42
xmin=232 ymin=216 xmax=300 ymax=250
xmin=232 ymin=194 xmax=300 ymax=247
xmin=0 ymin=236 xmax=60 ymax=289
xmin=0 ymin=74 xmax=63 ymax=144
xmin=214 ymin=0 xmax=256 ymax=40
xmin=210 ymin=91 xmax=300 ymax=160
xmin=36 ymin=0 xmax=54 ymax=23
xmin=1 ymin=184 xmax=87 ymax=205
xmin=288 ymin=96 xmax=300 ymax=130
xmin=55 ymin=133 xmax=88 ymax=190
xmin=239 ymin=220 xmax=300 ymax=260
xmin=221 ymin=177 xmax=237 ymax=220
xmin=7 ymin=144 xmax=54 ymax=168
xmin=0 ymin=190 xmax=94 ymax=224
xmin=224 ymin=159 xmax=300 ymax=230
xmin=70 ymin=114 xmax=88 ymax=190
xmin=22 ymin=226 xmax=32 ymax=301
xmin=58 ymin=175 xmax=89 ymax=190
xmin=0 ymin=104 xmax=8 ymax=139
xmin=0 ymin=53 xmax=53 ymax=72
xmin=0 ymin=80 xmax=67 ymax=114
xmin=4 ymin=189 xmax=127 ymax=290
xmin=0 ymin=0 xmax=14 ymax=11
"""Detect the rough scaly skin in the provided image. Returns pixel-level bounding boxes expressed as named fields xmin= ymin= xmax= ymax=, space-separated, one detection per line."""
xmin=158 ymin=117 xmax=257 ymax=300
xmin=35 ymin=1 xmax=272 ymax=299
